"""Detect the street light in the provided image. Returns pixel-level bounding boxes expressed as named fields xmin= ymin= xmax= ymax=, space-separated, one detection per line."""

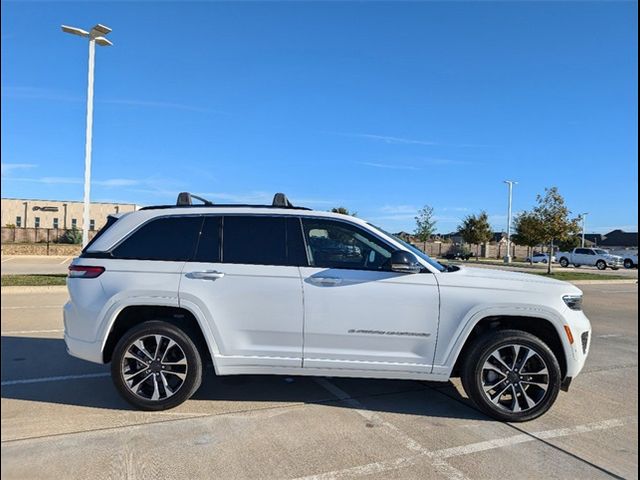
xmin=504 ymin=180 xmax=518 ymax=263
xmin=61 ymin=23 xmax=113 ymax=247
xmin=580 ymin=212 xmax=589 ymax=247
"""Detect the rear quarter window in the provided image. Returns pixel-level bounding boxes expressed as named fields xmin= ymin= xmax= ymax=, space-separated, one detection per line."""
xmin=112 ymin=216 xmax=203 ymax=261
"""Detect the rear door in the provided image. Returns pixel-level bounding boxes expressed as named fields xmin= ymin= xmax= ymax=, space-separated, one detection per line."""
xmin=179 ymin=215 xmax=307 ymax=370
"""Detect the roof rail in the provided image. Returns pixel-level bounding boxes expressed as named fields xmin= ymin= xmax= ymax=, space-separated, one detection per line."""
xmin=139 ymin=192 xmax=312 ymax=211
xmin=176 ymin=192 xmax=213 ymax=206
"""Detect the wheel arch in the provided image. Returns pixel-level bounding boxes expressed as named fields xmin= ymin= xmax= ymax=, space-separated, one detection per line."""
xmin=448 ymin=314 xmax=569 ymax=380
xmin=102 ymin=305 xmax=215 ymax=370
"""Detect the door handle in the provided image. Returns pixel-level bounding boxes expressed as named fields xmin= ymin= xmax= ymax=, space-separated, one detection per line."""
xmin=186 ymin=270 xmax=225 ymax=280
xmin=309 ymin=276 xmax=342 ymax=286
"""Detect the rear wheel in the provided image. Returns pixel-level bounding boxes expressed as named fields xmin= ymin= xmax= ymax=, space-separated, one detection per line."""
xmin=596 ymin=260 xmax=607 ymax=271
xmin=111 ymin=320 xmax=203 ymax=411
xmin=559 ymin=258 xmax=570 ymax=268
xmin=624 ymin=259 xmax=635 ymax=269
xmin=461 ymin=330 xmax=561 ymax=422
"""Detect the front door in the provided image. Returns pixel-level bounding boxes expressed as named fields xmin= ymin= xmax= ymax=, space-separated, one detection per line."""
xmin=179 ymin=215 xmax=307 ymax=369
xmin=299 ymin=218 xmax=440 ymax=374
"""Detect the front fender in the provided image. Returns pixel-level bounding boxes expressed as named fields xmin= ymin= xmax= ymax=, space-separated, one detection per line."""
xmin=432 ymin=303 xmax=572 ymax=377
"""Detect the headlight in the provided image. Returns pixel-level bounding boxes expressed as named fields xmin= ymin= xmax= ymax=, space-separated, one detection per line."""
xmin=563 ymin=295 xmax=583 ymax=311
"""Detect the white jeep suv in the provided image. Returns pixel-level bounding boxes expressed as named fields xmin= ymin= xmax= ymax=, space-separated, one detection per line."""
xmin=64 ymin=193 xmax=591 ymax=422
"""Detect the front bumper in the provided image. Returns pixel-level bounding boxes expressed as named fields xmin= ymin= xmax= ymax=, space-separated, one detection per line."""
xmin=606 ymin=259 xmax=624 ymax=268
xmin=563 ymin=309 xmax=592 ymax=380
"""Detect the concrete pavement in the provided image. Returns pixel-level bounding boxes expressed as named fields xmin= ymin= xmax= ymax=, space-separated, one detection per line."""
xmin=1 ymin=284 xmax=637 ymax=479
xmin=1 ymin=255 xmax=73 ymax=275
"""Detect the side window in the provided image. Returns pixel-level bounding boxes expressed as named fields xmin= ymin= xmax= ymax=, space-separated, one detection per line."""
xmin=112 ymin=216 xmax=203 ymax=261
xmin=575 ymin=248 xmax=587 ymax=255
xmin=193 ymin=216 xmax=221 ymax=263
xmin=301 ymin=219 xmax=393 ymax=270
xmin=222 ymin=216 xmax=306 ymax=266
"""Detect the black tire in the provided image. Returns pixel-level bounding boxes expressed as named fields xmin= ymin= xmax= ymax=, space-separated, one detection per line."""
xmin=624 ymin=259 xmax=634 ymax=269
xmin=111 ymin=320 xmax=203 ymax=411
xmin=596 ymin=260 xmax=607 ymax=271
xmin=559 ymin=258 xmax=570 ymax=268
xmin=460 ymin=329 xmax=561 ymax=422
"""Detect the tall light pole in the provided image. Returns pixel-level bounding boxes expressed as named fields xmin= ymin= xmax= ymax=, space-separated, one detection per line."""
xmin=61 ymin=24 xmax=113 ymax=247
xmin=580 ymin=212 xmax=589 ymax=247
xmin=504 ymin=180 xmax=518 ymax=263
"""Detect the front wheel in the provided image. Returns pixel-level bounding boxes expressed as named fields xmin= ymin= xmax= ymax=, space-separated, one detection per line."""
xmin=559 ymin=258 xmax=570 ymax=268
xmin=111 ymin=320 xmax=203 ymax=411
xmin=461 ymin=330 xmax=561 ymax=422
xmin=596 ymin=260 xmax=607 ymax=271
xmin=624 ymin=259 xmax=635 ymax=269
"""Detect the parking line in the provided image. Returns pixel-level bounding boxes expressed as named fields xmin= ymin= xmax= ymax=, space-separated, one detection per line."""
xmin=1 ymin=257 xmax=14 ymax=263
xmin=1 ymin=372 xmax=110 ymax=387
xmin=314 ymin=378 xmax=469 ymax=480
xmin=295 ymin=417 xmax=632 ymax=480
xmin=59 ymin=257 xmax=72 ymax=265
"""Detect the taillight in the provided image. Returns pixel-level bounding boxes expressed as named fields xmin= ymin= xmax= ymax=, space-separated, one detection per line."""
xmin=68 ymin=265 xmax=105 ymax=278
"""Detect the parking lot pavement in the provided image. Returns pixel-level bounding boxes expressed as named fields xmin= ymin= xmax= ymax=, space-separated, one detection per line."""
xmin=1 ymin=285 xmax=637 ymax=479
xmin=1 ymin=256 xmax=73 ymax=275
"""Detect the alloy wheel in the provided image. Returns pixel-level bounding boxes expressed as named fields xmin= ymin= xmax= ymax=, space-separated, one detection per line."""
xmin=481 ymin=344 xmax=550 ymax=413
xmin=121 ymin=334 xmax=188 ymax=401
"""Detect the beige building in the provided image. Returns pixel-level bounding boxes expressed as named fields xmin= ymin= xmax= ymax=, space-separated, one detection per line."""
xmin=1 ymin=198 xmax=139 ymax=231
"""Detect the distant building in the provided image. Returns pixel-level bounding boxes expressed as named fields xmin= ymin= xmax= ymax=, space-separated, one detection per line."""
xmin=1 ymin=198 xmax=139 ymax=230
xmin=599 ymin=229 xmax=638 ymax=249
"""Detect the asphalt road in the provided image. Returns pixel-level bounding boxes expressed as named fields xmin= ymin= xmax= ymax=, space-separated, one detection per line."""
xmin=1 ymin=284 xmax=637 ymax=479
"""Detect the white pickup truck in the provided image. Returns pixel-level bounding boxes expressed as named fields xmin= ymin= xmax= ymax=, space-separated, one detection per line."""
xmin=610 ymin=250 xmax=638 ymax=269
xmin=557 ymin=248 xmax=624 ymax=270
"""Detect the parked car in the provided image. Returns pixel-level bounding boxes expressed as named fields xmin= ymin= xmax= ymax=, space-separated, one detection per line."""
xmin=556 ymin=248 xmax=624 ymax=270
xmin=64 ymin=192 xmax=591 ymax=422
xmin=442 ymin=251 xmax=473 ymax=261
xmin=525 ymin=253 xmax=556 ymax=264
xmin=610 ymin=250 xmax=638 ymax=269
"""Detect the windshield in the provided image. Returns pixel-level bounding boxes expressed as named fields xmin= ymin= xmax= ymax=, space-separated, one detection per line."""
xmin=367 ymin=224 xmax=447 ymax=272
xmin=595 ymin=249 xmax=609 ymax=255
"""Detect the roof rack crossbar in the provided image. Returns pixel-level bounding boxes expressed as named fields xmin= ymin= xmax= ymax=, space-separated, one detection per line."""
xmin=177 ymin=192 xmax=214 ymax=206
xmin=272 ymin=193 xmax=294 ymax=208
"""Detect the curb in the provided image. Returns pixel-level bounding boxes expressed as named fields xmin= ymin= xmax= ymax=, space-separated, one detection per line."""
xmin=1 ymin=285 xmax=68 ymax=294
xmin=570 ymin=280 xmax=638 ymax=286
xmin=1 ymin=254 xmax=73 ymax=259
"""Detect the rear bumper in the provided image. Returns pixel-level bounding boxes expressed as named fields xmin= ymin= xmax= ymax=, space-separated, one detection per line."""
xmin=64 ymin=333 xmax=104 ymax=364
xmin=63 ymin=301 xmax=104 ymax=364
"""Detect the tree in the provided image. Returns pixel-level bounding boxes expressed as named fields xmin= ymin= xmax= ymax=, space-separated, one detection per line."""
xmin=532 ymin=187 xmax=581 ymax=273
xmin=557 ymin=235 xmax=581 ymax=252
xmin=330 ymin=207 xmax=357 ymax=216
xmin=414 ymin=205 xmax=437 ymax=242
xmin=512 ymin=212 xmax=545 ymax=264
xmin=61 ymin=227 xmax=83 ymax=245
xmin=457 ymin=211 xmax=493 ymax=260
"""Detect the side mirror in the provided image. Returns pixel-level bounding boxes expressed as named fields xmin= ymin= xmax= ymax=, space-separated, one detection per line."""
xmin=389 ymin=250 xmax=422 ymax=274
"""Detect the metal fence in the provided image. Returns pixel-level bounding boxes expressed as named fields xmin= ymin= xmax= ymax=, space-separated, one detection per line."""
xmin=1 ymin=227 xmax=98 ymax=245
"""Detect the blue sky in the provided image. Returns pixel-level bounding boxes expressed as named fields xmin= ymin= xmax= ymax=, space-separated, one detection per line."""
xmin=1 ymin=1 xmax=637 ymax=234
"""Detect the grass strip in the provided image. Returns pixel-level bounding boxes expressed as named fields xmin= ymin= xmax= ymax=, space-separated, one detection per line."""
xmin=1 ymin=274 xmax=67 ymax=287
